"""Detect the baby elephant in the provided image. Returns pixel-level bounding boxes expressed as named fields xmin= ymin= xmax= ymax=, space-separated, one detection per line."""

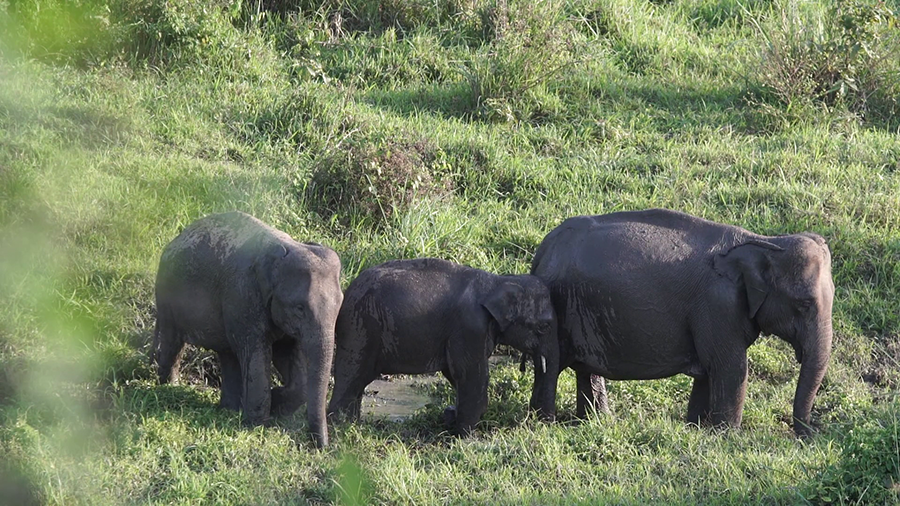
xmin=328 ymin=258 xmax=559 ymax=435
xmin=153 ymin=211 xmax=343 ymax=448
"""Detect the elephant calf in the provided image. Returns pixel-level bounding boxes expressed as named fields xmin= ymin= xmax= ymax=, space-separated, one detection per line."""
xmin=153 ymin=211 xmax=343 ymax=448
xmin=328 ymin=258 xmax=558 ymax=435
xmin=531 ymin=208 xmax=834 ymax=437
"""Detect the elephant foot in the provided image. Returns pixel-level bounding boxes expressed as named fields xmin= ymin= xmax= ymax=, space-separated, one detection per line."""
xmin=442 ymin=405 xmax=457 ymax=428
xmin=218 ymin=393 xmax=241 ymax=412
xmin=271 ymin=386 xmax=305 ymax=417
xmin=443 ymin=406 xmax=476 ymax=436
xmin=240 ymin=412 xmax=274 ymax=428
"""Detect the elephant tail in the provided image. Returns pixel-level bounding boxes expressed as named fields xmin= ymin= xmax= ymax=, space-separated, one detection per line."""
xmin=150 ymin=318 xmax=159 ymax=366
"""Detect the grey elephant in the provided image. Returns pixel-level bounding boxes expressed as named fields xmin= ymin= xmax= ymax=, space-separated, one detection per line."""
xmin=530 ymin=208 xmax=834 ymax=437
xmin=153 ymin=211 xmax=343 ymax=447
xmin=327 ymin=258 xmax=558 ymax=435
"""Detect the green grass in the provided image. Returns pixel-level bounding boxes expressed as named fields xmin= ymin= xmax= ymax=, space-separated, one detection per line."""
xmin=1 ymin=0 xmax=900 ymax=503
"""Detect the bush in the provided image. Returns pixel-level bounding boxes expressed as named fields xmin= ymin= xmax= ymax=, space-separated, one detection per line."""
xmin=752 ymin=0 xmax=900 ymax=125
xmin=110 ymin=0 xmax=245 ymax=64
xmin=304 ymin=132 xmax=454 ymax=227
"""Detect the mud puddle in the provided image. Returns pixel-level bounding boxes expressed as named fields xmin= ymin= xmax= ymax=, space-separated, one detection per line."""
xmin=361 ymin=375 xmax=442 ymax=421
xmin=358 ymin=354 xmax=524 ymax=421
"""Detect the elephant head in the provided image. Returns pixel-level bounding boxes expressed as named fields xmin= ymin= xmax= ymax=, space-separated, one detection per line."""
xmin=482 ymin=276 xmax=559 ymax=421
xmin=255 ymin=242 xmax=342 ymax=448
xmin=714 ymin=233 xmax=834 ymax=436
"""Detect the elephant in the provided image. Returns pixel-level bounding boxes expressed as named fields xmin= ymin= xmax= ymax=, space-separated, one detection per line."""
xmin=530 ymin=208 xmax=834 ymax=437
xmin=327 ymin=258 xmax=558 ymax=435
xmin=153 ymin=211 xmax=343 ymax=447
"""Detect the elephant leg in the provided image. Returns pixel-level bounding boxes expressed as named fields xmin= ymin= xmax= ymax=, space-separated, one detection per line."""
xmin=707 ymin=355 xmax=749 ymax=429
xmin=441 ymin=368 xmax=456 ymax=388
xmin=441 ymin=368 xmax=458 ymax=427
xmin=154 ymin=317 xmax=185 ymax=385
xmin=686 ymin=376 xmax=711 ymax=426
xmin=237 ymin=341 xmax=273 ymax=426
xmin=218 ymin=350 xmax=243 ymax=411
xmin=448 ymin=360 xmax=489 ymax=436
xmin=271 ymin=339 xmax=307 ymax=416
xmin=328 ymin=360 xmax=374 ymax=422
xmin=576 ymin=371 xmax=610 ymax=417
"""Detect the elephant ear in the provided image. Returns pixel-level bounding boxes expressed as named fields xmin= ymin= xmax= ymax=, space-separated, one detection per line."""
xmin=254 ymin=243 xmax=290 ymax=308
xmin=713 ymin=239 xmax=784 ymax=319
xmin=482 ymin=282 xmax=523 ymax=332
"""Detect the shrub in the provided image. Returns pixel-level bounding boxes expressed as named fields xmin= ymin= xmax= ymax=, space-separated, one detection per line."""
xmin=304 ymin=133 xmax=454 ymax=227
xmin=110 ymin=0 xmax=244 ymax=64
xmin=751 ymin=0 xmax=900 ymax=125
xmin=463 ymin=0 xmax=583 ymax=122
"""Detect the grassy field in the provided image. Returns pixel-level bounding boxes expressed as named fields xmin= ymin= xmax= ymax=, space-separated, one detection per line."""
xmin=1 ymin=0 xmax=900 ymax=503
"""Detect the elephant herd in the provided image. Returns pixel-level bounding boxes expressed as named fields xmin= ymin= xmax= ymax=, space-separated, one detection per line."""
xmin=152 ymin=208 xmax=835 ymax=448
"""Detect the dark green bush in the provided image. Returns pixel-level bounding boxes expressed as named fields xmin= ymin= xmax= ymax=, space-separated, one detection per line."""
xmin=305 ymin=133 xmax=454 ymax=227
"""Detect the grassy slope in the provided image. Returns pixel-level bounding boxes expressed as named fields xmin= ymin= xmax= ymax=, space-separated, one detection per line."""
xmin=1 ymin=0 xmax=899 ymax=504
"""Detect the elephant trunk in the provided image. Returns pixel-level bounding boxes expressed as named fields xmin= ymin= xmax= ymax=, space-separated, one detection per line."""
xmin=792 ymin=319 xmax=832 ymax=437
xmin=529 ymin=340 xmax=559 ymax=422
xmin=304 ymin=328 xmax=334 ymax=448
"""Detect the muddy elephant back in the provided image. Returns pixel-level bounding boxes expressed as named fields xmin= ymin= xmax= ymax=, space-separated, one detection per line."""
xmin=160 ymin=211 xmax=268 ymax=265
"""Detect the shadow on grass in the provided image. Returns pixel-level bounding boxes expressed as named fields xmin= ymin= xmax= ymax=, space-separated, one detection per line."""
xmin=114 ymin=381 xmax=232 ymax=426
xmin=360 ymin=72 xmax=900 ymax=139
xmin=112 ymin=380 xmax=336 ymax=449
xmin=0 ymin=459 xmax=40 ymax=506
xmin=1 ymin=92 xmax=133 ymax=150
xmin=586 ymin=78 xmax=763 ymax=135
xmin=361 ymin=72 xmax=757 ymax=134
xmin=362 ymin=82 xmax=476 ymax=122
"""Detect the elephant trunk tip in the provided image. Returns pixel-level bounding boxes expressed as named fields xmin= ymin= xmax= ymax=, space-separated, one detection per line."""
xmin=793 ymin=418 xmax=815 ymax=439
xmin=311 ymin=431 xmax=328 ymax=449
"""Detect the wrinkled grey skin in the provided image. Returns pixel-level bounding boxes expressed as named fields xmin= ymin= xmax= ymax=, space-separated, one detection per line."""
xmin=328 ymin=258 xmax=558 ymax=435
xmin=153 ymin=211 xmax=342 ymax=448
xmin=531 ymin=209 xmax=834 ymax=437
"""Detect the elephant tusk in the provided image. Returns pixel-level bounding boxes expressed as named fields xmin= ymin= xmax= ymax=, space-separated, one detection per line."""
xmin=541 ymin=355 xmax=547 ymax=374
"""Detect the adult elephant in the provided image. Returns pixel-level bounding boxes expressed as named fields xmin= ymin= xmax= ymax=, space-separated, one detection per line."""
xmin=328 ymin=258 xmax=558 ymax=435
xmin=530 ymin=208 xmax=834 ymax=437
xmin=153 ymin=211 xmax=343 ymax=448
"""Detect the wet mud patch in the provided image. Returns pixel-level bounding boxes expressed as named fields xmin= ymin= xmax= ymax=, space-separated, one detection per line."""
xmin=358 ymin=355 xmax=525 ymax=421
xmin=361 ymin=374 xmax=443 ymax=421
